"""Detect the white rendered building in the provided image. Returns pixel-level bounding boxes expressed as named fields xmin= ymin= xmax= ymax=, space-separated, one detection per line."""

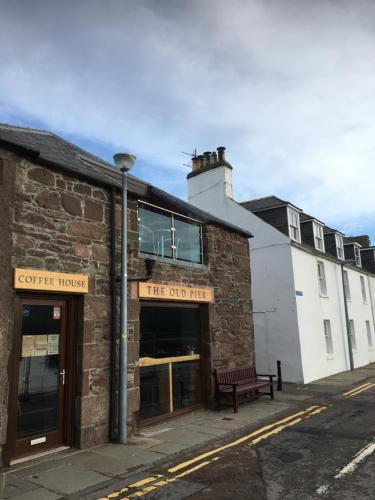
xmin=187 ymin=148 xmax=375 ymax=383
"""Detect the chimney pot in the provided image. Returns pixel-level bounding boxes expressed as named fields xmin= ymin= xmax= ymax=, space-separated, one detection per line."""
xmin=197 ymin=155 xmax=204 ymax=169
xmin=192 ymin=156 xmax=199 ymax=171
xmin=217 ymin=146 xmax=226 ymax=162
xmin=203 ymin=151 xmax=211 ymax=167
xmin=211 ymin=151 xmax=217 ymax=163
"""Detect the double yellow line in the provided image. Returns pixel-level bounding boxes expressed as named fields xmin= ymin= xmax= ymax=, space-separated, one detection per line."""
xmin=98 ymin=405 xmax=328 ymax=500
xmin=343 ymin=382 xmax=375 ymax=398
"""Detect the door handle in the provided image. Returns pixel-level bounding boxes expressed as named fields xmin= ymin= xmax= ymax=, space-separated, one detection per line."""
xmin=59 ymin=369 xmax=66 ymax=385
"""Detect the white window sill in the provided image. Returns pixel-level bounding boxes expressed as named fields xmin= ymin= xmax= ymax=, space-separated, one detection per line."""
xmin=368 ymin=347 xmax=374 ymax=352
xmin=320 ymin=294 xmax=329 ymax=299
xmin=326 ymin=355 xmax=335 ymax=360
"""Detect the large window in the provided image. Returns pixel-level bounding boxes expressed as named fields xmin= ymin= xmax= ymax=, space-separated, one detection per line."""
xmin=343 ymin=270 xmax=351 ymax=301
xmin=313 ymin=222 xmax=325 ymax=252
xmin=336 ymin=234 xmax=344 ymax=260
xmin=323 ymin=320 xmax=334 ymax=355
xmin=138 ymin=203 xmax=202 ymax=264
xmin=288 ymin=208 xmax=300 ymax=242
xmin=360 ymin=276 xmax=367 ymax=304
xmin=366 ymin=321 xmax=373 ymax=348
xmin=349 ymin=320 xmax=357 ymax=351
xmin=317 ymin=261 xmax=327 ymax=296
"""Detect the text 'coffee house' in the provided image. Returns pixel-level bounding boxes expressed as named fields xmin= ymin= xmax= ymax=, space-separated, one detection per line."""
xmin=0 ymin=125 xmax=254 ymax=467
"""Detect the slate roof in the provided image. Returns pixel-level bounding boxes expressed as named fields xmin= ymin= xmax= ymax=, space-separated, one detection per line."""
xmin=240 ymin=195 xmax=301 ymax=212
xmin=0 ymin=123 xmax=252 ymax=238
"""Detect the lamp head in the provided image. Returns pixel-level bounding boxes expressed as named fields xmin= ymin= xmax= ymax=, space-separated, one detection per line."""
xmin=113 ymin=153 xmax=136 ymax=172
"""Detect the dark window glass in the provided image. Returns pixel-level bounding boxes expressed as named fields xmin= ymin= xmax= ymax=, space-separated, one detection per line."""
xmin=174 ymin=218 xmax=201 ymax=263
xmin=17 ymin=305 xmax=61 ymax=438
xmin=139 ymin=206 xmax=172 ymax=258
xmin=140 ymin=365 xmax=170 ymax=420
xmin=172 ymin=361 xmax=201 ymax=410
xmin=140 ymin=307 xmax=200 ymax=358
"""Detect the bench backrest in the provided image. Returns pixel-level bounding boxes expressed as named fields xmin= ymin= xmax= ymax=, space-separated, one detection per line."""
xmin=215 ymin=365 xmax=257 ymax=385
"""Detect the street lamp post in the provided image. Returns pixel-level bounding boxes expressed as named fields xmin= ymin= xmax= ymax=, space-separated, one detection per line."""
xmin=113 ymin=152 xmax=136 ymax=444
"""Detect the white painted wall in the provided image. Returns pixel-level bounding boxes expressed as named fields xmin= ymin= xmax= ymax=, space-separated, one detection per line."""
xmin=291 ymin=246 xmax=349 ymax=383
xmin=292 ymin=246 xmax=375 ymax=382
xmin=188 ymin=166 xmax=304 ymax=382
xmin=187 ymin=164 xmax=375 ymax=384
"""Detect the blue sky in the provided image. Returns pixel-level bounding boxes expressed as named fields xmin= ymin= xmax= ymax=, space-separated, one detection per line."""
xmin=0 ymin=0 xmax=374 ymax=242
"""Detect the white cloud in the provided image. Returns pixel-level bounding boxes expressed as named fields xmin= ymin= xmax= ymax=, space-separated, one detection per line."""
xmin=0 ymin=0 xmax=374 ymax=239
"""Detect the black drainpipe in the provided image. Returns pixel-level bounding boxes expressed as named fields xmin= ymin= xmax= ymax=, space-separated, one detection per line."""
xmin=109 ymin=187 xmax=117 ymax=440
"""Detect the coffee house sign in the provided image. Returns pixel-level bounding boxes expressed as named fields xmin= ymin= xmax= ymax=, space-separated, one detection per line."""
xmin=14 ymin=268 xmax=89 ymax=293
xmin=138 ymin=282 xmax=214 ymax=303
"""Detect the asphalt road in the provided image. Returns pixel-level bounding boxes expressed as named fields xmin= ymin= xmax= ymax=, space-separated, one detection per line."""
xmin=81 ymin=382 xmax=375 ymax=500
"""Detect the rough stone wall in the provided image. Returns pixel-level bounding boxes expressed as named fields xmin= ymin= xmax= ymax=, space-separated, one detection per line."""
xmin=9 ymin=153 xmax=113 ymax=448
xmin=0 ymin=151 xmax=17 ymax=465
xmin=126 ymin=202 xmax=253 ymax=416
xmin=2 ymin=149 xmax=253 ymax=455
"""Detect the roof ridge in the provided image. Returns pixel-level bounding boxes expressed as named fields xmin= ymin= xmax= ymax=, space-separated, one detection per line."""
xmin=0 ymin=122 xmax=53 ymax=135
xmin=240 ymin=194 xmax=286 ymax=205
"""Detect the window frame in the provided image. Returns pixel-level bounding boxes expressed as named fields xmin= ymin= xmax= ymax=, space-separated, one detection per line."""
xmin=360 ymin=276 xmax=367 ymax=304
xmin=335 ymin=234 xmax=344 ymax=260
xmin=313 ymin=222 xmax=325 ymax=252
xmin=349 ymin=319 xmax=357 ymax=351
xmin=323 ymin=319 xmax=334 ymax=355
xmin=366 ymin=320 xmax=373 ymax=348
xmin=287 ymin=207 xmax=301 ymax=243
xmin=138 ymin=201 xmax=204 ymax=265
xmin=317 ymin=261 xmax=328 ymax=297
xmin=354 ymin=245 xmax=362 ymax=267
xmin=343 ymin=270 xmax=351 ymax=301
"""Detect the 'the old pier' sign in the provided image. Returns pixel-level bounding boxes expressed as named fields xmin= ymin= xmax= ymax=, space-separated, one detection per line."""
xmin=138 ymin=282 xmax=214 ymax=303
xmin=14 ymin=268 xmax=89 ymax=293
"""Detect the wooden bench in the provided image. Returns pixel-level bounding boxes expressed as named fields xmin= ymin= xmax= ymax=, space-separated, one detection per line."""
xmin=215 ymin=364 xmax=274 ymax=413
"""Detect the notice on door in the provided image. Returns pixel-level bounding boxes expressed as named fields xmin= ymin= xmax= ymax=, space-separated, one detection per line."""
xmin=21 ymin=336 xmax=36 ymax=358
xmin=47 ymin=334 xmax=59 ymax=355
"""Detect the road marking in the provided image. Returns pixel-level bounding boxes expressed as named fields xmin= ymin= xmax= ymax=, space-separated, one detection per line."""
xmin=168 ymin=405 xmax=321 ymax=473
xmin=334 ymin=439 xmax=375 ymax=478
xmin=316 ymin=438 xmax=375 ymax=495
xmin=345 ymin=383 xmax=375 ymax=398
xmin=98 ymin=405 xmax=327 ymax=500
xmin=342 ymin=382 xmax=371 ymax=397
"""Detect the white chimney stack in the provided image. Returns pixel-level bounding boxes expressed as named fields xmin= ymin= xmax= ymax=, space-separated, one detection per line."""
xmin=187 ymin=146 xmax=233 ymax=202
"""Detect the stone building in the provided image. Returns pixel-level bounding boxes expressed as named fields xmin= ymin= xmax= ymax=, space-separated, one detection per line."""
xmin=0 ymin=124 xmax=253 ymax=467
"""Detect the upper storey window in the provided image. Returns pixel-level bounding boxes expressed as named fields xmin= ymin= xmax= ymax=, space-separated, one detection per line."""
xmin=287 ymin=208 xmax=301 ymax=242
xmin=138 ymin=202 xmax=203 ymax=264
xmin=354 ymin=245 xmax=362 ymax=267
xmin=313 ymin=222 xmax=325 ymax=252
xmin=335 ymin=234 xmax=344 ymax=260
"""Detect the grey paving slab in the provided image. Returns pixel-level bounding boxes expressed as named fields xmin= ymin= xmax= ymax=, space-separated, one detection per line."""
xmin=27 ymin=464 xmax=108 ymax=495
xmin=0 ymin=474 xmax=39 ymax=499
xmin=148 ymin=428 xmax=215 ymax=446
xmin=92 ymin=445 xmax=165 ymax=467
xmin=5 ymin=487 xmax=62 ymax=500
xmin=64 ymin=451 xmax=136 ymax=476
xmin=147 ymin=441 xmax=192 ymax=455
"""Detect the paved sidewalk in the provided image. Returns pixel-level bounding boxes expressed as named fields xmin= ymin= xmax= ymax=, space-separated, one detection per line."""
xmin=1 ymin=363 xmax=374 ymax=500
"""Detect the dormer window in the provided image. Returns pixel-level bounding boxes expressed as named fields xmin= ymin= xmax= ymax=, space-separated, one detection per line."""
xmin=313 ymin=222 xmax=325 ymax=252
xmin=287 ymin=208 xmax=300 ymax=242
xmin=335 ymin=234 xmax=344 ymax=260
xmin=354 ymin=245 xmax=362 ymax=267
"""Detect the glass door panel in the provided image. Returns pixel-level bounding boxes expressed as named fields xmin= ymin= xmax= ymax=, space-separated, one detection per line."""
xmin=14 ymin=299 xmax=67 ymax=457
xmin=140 ymin=305 xmax=202 ymax=421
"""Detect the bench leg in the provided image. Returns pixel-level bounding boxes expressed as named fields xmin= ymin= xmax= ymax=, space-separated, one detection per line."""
xmin=233 ymin=390 xmax=238 ymax=413
xmin=270 ymin=382 xmax=274 ymax=400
